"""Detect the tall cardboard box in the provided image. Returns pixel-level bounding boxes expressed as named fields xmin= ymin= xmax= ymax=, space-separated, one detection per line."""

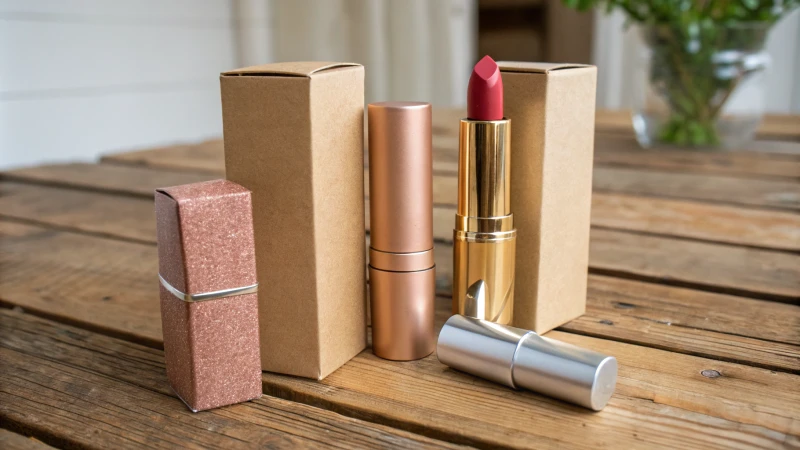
xmin=499 ymin=62 xmax=597 ymax=334
xmin=221 ymin=62 xmax=366 ymax=380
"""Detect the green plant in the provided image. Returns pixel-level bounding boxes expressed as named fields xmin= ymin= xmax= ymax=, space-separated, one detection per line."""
xmin=564 ymin=0 xmax=799 ymax=147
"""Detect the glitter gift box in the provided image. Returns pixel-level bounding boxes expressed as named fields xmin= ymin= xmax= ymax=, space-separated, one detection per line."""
xmin=155 ymin=179 xmax=262 ymax=412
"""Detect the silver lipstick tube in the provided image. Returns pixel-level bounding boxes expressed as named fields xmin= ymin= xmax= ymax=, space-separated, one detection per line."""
xmin=437 ymin=314 xmax=618 ymax=411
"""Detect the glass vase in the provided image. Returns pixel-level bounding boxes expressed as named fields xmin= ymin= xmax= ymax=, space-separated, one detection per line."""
xmin=632 ymin=23 xmax=771 ymax=150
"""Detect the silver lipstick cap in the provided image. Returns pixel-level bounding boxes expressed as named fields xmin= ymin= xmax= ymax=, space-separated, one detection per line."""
xmin=437 ymin=314 xmax=618 ymax=411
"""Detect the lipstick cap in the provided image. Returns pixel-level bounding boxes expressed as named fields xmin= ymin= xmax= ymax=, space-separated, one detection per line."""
xmin=367 ymin=101 xmax=435 ymax=361
xmin=367 ymin=101 xmax=433 ymax=255
xmin=437 ymin=314 xmax=617 ymax=411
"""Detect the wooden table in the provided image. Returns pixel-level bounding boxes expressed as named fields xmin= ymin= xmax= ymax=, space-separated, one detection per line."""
xmin=1 ymin=110 xmax=799 ymax=449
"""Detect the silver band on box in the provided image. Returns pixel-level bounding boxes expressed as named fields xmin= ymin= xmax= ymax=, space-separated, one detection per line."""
xmin=159 ymin=274 xmax=258 ymax=303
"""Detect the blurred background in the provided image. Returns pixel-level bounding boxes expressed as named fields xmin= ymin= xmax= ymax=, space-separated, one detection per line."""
xmin=1 ymin=0 xmax=798 ymax=169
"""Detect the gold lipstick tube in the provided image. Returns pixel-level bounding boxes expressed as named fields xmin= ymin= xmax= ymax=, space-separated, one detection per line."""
xmin=453 ymin=119 xmax=516 ymax=325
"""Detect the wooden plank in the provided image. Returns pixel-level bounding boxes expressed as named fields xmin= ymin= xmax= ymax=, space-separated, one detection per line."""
xmin=99 ymin=139 xmax=461 ymax=176
xmin=593 ymin=135 xmax=800 ymax=180
xmin=0 ymin=175 xmax=800 ymax=301
xmin=0 ymin=309 xmax=462 ymax=450
xmin=6 ymin=161 xmax=800 ymax=253
xmin=100 ymin=139 xmax=225 ymax=174
xmin=567 ymin=275 xmax=800 ymax=371
xmin=593 ymin=166 xmax=800 ymax=211
xmin=587 ymin=228 xmax=799 ymax=303
xmin=596 ymin=109 xmax=800 ymax=142
xmin=439 ymin=231 xmax=800 ymax=305
xmin=436 ymin=108 xmax=800 ymax=142
xmin=98 ymin=140 xmax=800 ymax=211
xmin=1 ymin=218 xmax=797 ymax=369
xmin=0 ymin=430 xmax=55 ymax=450
xmin=1 ymin=163 xmax=216 ymax=198
xmin=0 ymin=220 xmax=162 ymax=346
xmin=261 ymin=332 xmax=800 ymax=448
xmin=4 ymin=181 xmax=797 ymax=302
xmin=383 ymin=195 xmax=800 ymax=253
xmin=101 ymin=131 xmax=800 ymax=185
xmin=590 ymin=193 xmax=800 ymax=252
xmin=0 ymin=181 xmax=156 ymax=244
xmin=2 ymin=242 xmax=798 ymax=448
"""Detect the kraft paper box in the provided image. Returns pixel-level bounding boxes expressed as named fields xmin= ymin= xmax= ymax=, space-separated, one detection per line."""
xmin=220 ymin=62 xmax=366 ymax=380
xmin=499 ymin=62 xmax=597 ymax=334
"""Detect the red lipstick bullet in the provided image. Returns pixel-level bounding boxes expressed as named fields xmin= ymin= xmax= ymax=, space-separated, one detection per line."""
xmin=467 ymin=55 xmax=504 ymax=121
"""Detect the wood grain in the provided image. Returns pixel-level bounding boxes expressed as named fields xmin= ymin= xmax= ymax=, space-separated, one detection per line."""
xmin=399 ymin=194 xmax=800 ymax=252
xmin=3 ymin=179 xmax=797 ymax=303
xmin=433 ymin=108 xmax=800 ymax=144
xmin=0 ymin=220 xmax=163 ymax=346
xmin=595 ymin=109 xmax=800 ymax=142
xmin=3 ymin=259 xmax=797 ymax=448
xmin=593 ymin=166 xmax=800 ymax=211
xmin=0 ymin=182 xmax=156 ymax=244
xmin=5 ymin=162 xmax=800 ymax=253
xmin=2 ymin=163 xmax=215 ymax=198
xmin=0 ymin=430 xmax=55 ymax=450
xmin=433 ymin=230 xmax=799 ymax=303
xmin=2 ymin=203 xmax=798 ymax=372
xmin=97 ymin=136 xmax=800 ymax=211
xmin=592 ymin=135 xmax=800 ymax=180
xmin=568 ymin=275 xmax=800 ymax=372
xmin=0 ymin=309 xmax=462 ymax=450
xmin=587 ymin=228 xmax=800 ymax=303
xmin=262 ymin=331 xmax=800 ymax=448
xmin=2 ymin=220 xmax=799 ymax=445
xmin=95 ymin=126 xmax=800 ymax=210
xmin=590 ymin=193 xmax=800 ymax=252
xmin=99 ymin=139 xmax=225 ymax=174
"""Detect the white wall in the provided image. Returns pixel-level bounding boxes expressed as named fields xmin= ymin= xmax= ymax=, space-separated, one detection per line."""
xmin=594 ymin=8 xmax=800 ymax=113
xmin=0 ymin=0 xmax=238 ymax=169
xmin=0 ymin=0 xmax=476 ymax=170
xmin=241 ymin=0 xmax=476 ymax=107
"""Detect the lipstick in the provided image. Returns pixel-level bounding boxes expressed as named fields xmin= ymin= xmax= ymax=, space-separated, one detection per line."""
xmin=453 ymin=55 xmax=517 ymax=325
xmin=368 ymin=101 xmax=436 ymax=361
xmin=437 ymin=314 xmax=618 ymax=411
xmin=467 ymin=55 xmax=504 ymax=121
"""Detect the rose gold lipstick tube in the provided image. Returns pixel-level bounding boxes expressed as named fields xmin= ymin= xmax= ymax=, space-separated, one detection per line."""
xmin=453 ymin=119 xmax=517 ymax=325
xmin=368 ymin=102 xmax=435 ymax=361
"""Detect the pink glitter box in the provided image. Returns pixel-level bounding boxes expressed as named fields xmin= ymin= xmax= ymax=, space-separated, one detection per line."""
xmin=155 ymin=179 xmax=262 ymax=412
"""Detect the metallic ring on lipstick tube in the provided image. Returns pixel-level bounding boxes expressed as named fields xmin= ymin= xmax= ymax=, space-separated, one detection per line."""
xmin=369 ymin=247 xmax=434 ymax=273
xmin=455 ymin=214 xmax=515 ymax=233
xmin=437 ymin=314 xmax=618 ymax=411
xmin=158 ymin=274 xmax=258 ymax=302
xmin=455 ymin=229 xmax=517 ymax=243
